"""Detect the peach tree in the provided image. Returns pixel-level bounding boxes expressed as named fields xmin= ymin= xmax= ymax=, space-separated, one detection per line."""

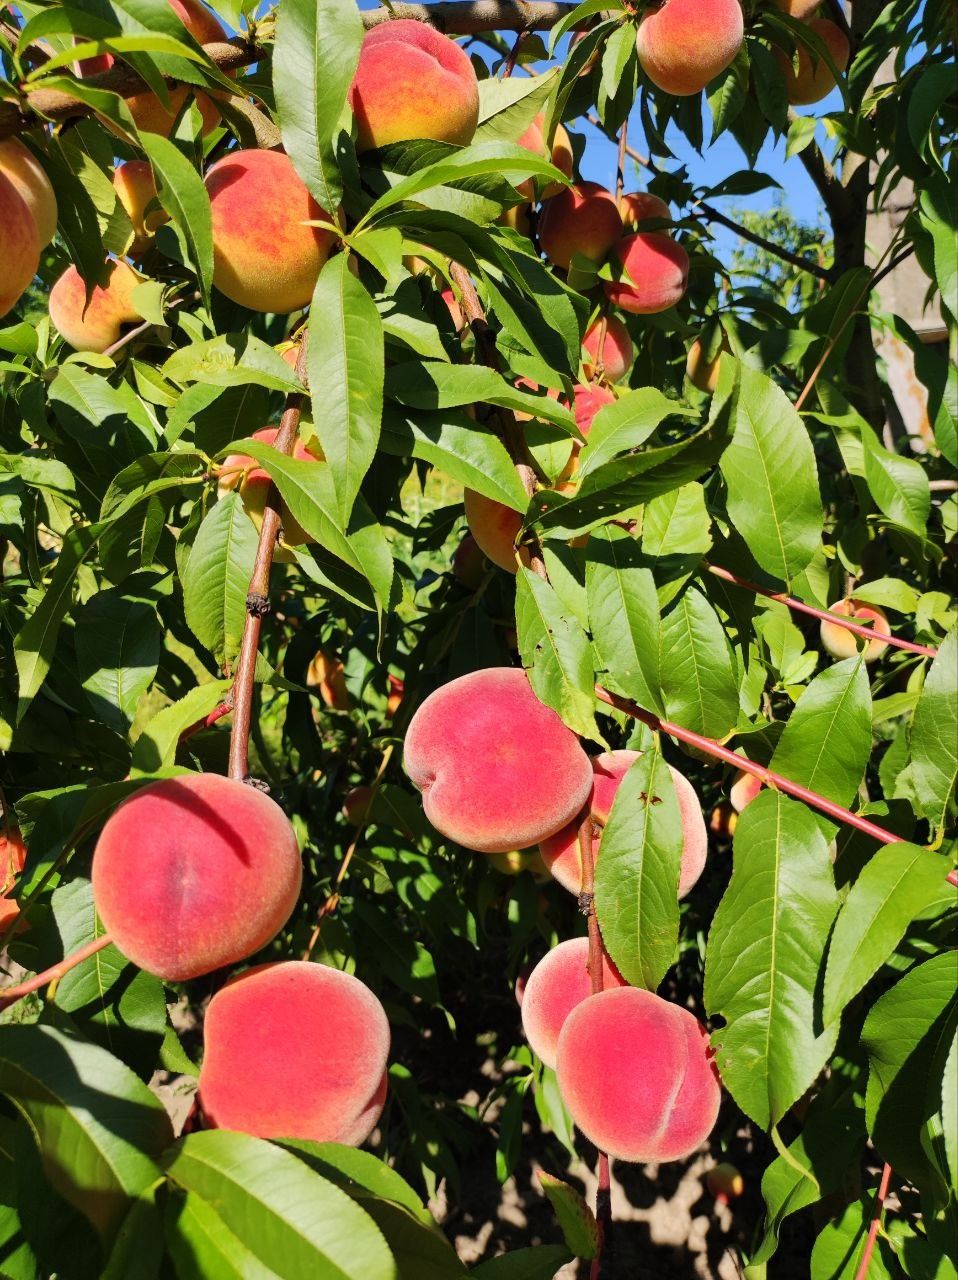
xmin=0 ymin=0 xmax=955 ymax=1276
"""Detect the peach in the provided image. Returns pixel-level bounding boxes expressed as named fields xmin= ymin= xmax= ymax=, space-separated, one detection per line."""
xmin=619 ymin=191 xmax=671 ymax=228
xmin=452 ymin=531 xmax=486 ymax=589
xmin=0 ymin=139 xmax=57 ymax=248
xmin=0 ymin=173 xmax=39 ymax=320
xmin=538 ymin=182 xmax=623 ymax=271
xmin=820 ymin=597 xmax=891 ymax=663
xmin=404 ymin=667 xmax=594 ymax=854
xmin=306 ymin=649 xmax=351 ymax=710
xmin=48 ymin=260 xmax=144 ymax=353
xmin=707 ymin=1162 xmax=744 ymax=1205
xmin=515 ymin=114 xmax=574 ymax=200
xmin=205 ymin=150 xmax=335 ymax=313
xmin=637 ymin=0 xmax=745 ymax=96
xmin=440 ymin=286 xmax=465 ymax=330
xmin=773 ymin=0 xmax=821 ymax=15
xmin=569 ymin=29 xmax=601 ymax=76
xmin=91 ymin=774 xmax=302 ymax=981
xmin=583 ymin=316 xmax=633 ymax=383
xmin=488 ymin=848 xmax=549 ymax=877
xmin=556 ymin=986 xmax=721 ymax=1162
xmin=520 ymin=937 xmax=627 ymax=1069
xmin=729 ymin=769 xmax=762 ymax=814
xmin=113 ymin=160 xmax=169 ymax=255
xmin=122 ymin=0 xmax=227 ymax=136
xmin=686 ymin=334 xmax=728 ymax=393
xmin=559 ymin=383 xmax=616 ymax=487
xmin=386 ymin=674 xmax=404 ymax=718
xmin=463 ymin=489 xmax=528 ymax=575
xmin=498 ymin=203 xmax=533 ymax=237
xmin=280 ymin=343 xmax=301 ymax=370
xmin=775 ymin=18 xmax=850 ymax=105
xmin=0 ymin=828 xmax=26 ymax=893
xmin=349 ymin=20 xmax=480 ymax=152
xmin=540 ymin=751 xmax=707 ymax=899
xmin=219 ymin=426 xmax=322 ymax=560
xmin=708 ymin=801 xmax=737 ymax=839
xmin=604 ymin=232 xmax=690 ymax=315
xmin=343 ymin=785 xmax=374 ymax=826
xmin=199 ymin=960 xmax=389 ymax=1145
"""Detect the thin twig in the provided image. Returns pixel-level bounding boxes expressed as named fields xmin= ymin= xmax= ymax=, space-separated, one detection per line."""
xmin=101 ymin=317 xmax=155 ymax=360
xmin=0 ymin=933 xmax=113 ymax=1011
xmin=178 ymin=698 xmax=234 ymax=745
xmin=501 ymin=27 xmax=528 ymax=77
xmin=854 ymin=1163 xmax=892 ymax=1280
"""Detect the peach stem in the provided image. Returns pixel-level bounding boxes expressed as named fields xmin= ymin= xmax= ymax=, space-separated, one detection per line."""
xmin=705 ymin=563 xmax=938 ymax=658
xmin=0 ymin=933 xmax=113 ymax=1011
xmin=179 ymin=699 xmax=234 ymax=745
xmin=854 ymin=1163 xmax=892 ymax=1280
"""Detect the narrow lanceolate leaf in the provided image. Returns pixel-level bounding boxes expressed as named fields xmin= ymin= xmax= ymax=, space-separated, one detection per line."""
xmin=537 ymin=1172 xmax=599 ymax=1262
xmin=75 ymin=588 xmax=162 ymax=732
xmin=309 ymin=255 xmax=385 ymax=526
xmin=471 ymin=1246 xmax=573 ymax=1280
xmin=131 ymin=678 xmax=232 ymax=774
xmin=273 ymin=0 xmax=362 ymax=213
xmin=705 ymin=791 xmax=840 ymax=1130
xmin=166 ymin=1190 xmax=285 ymax=1280
xmin=163 ymin=1131 xmax=397 ymax=1280
xmin=720 ymin=365 xmax=822 ymax=583
xmin=658 ymin=585 xmax=739 ymax=739
xmin=576 ymin=388 xmax=691 ymax=479
xmin=769 ymin=656 xmax=872 ymax=808
xmin=585 ymin=525 xmax=662 ymax=713
xmin=138 ymin=133 xmax=213 ymax=310
xmin=181 ymin=493 xmax=259 ymax=665
xmin=910 ymin=630 xmax=958 ymax=829
xmin=516 ymin=568 xmax=602 ymax=744
xmin=594 ymin=750 xmax=683 ymax=991
xmin=0 ymin=1024 xmax=171 ymax=1243
xmin=942 ymin=1032 xmax=958 ymax=1197
xmin=823 ymin=843 xmax=954 ymax=1026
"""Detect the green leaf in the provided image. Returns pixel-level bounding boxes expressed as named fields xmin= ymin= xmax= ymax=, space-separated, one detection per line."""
xmin=181 ymin=493 xmax=259 ymax=665
xmin=163 ymin=1130 xmax=397 ymax=1280
xmin=166 ymin=1190 xmax=278 ymax=1280
xmin=0 ymin=1024 xmax=171 ymax=1243
xmin=823 ymin=843 xmax=953 ymax=1026
xmin=385 ymin=363 xmax=579 ymax=436
xmin=658 ymin=585 xmax=739 ymax=739
xmin=474 ymin=70 xmax=559 ymax=143
xmin=75 ymin=588 xmax=161 ymax=733
xmin=309 ymin=255 xmax=384 ymax=525
xmin=585 ymin=525 xmax=662 ymax=713
xmin=911 ymin=631 xmax=958 ymax=830
xmin=273 ymin=0 xmax=362 ymax=214
xmin=705 ymin=791 xmax=840 ymax=1129
xmin=920 ymin=176 xmax=957 ymax=327
xmin=280 ymin=1142 xmax=429 ymax=1222
xmin=137 ymin=133 xmax=213 ymax=311
xmin=576 ymin=388 xmax=692 ymax=480
xmin=859 ymin=425 xmax=931 ymax=537
xmin=942 ymin=1032 xmax=958 ymax=1198
xmin=720 ymin=365 xmax=822 ymax=583
xmin=131 ymin=679 xmax=232 ymax=773
xmin=516 ymin=567 xmax=602 ymax=744
xmin=163 ymin=335 xmax=304 ymax=393
xmin=471 ymin=1246 xmax=573 ymax=1280
xmin=594 ymin=750 xmax=682 ymax=991
xmin=537 ymin=1171 xmax=598 ymax=1261
xmin=639 ymin=481 xmax=712 ymax=605
xmin=810 ymin=1197 xmax=896 ymax=1280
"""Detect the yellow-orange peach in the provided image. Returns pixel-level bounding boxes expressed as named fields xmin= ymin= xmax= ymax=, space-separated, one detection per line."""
xmin=499 ymin=203 xmax=533 ymax=237
xmin=0 ymin=828 xmax=27 ymax=935
xmin=686 ymin=335 xmax=729 ymax=393
xmin=582 ymin=316 xmax=633 ymax=384
xmin=775 ymin=18 xmax=850 ymax=105
xmin=206 ymin=150 xmax=335 ymax=313
xmin=619 ymin=191 xmax=671 ymax=228
xmin=113 ymin=160 xmax=169 ymax=256
xmin=349 ymin=20 xmax=480 ymax=152
xmin=729 ymin=769 xmax=762 ymax=814
xmin=708 ymin=801 xmax=737 ymax=839
xmin=820 ymin=598 xmax=891 ymax=663
xmin=386 ymin=673 xmax=404 ymax=718
xmin=604 ymin=232 xmax=689 ymax=315
xmin=219 ymin=426 xmax=322 ymax=558
xmin=0 ymin=139 xmax=57 ymax=248
xmin=0 ymin=173 xmax=39 ymax=320
xmin=48 ymin=260 xmax=144 ymax=353
xmin=773 ymin=0 xmax=821 ymax=15
xmin=307 ymin=649 xmax=351 ymax=710
xmin=637 ymin=0 xmax=745 ymax=96
xmin=515 ymin=114 xmax=574 ymax=200
xmin=404 ymin=667 xmax=594 ymax=854
xmin=464 ymin=489 xmax=528 ymax=575
xmin=488 ymin=848 xmax=549 ymax=877
xmin=538 ymin=182 xmax=622 ymax=271
xmin=520 ymin=938 xmax=627 ymax=1069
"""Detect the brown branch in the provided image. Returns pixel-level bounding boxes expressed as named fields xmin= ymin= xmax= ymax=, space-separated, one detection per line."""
xmin=0 ymin=933 xmax=113 ymax=1011
xmin=854 ymin=1163 xmax=892 ymax=1280
xmin=227 ymin=335 xmax=309 ymax=783
xmin=361 ymin=2 xmax=579 ymax=33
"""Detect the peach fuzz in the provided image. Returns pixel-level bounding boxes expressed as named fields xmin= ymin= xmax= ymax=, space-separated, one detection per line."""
xmin=538 ymin=182 xmax=622 ymax=272
xmin=583 ymin=316 xmax=633 ymax=384
xmin=349 ymin=20 xmax=480 ymax=152
xmin=463 ymin=489 xmax=528 ymax=575
xmin=0 ymin=174 xmax=39 ymax=320
xmin=604 ymin=232 xmax=690 ymax=315
xmin=48 ymin=260 xmax=143 ymax=353
xmin=540 ymin=750 xmax=707 ymax=899
xmin=91 ymin=774 xmax=302 ymax=981
xmin=775 ymin=18 xmax=850 ymax=105
xmin=0 ymin=139 xmax=57 ymax=248
xmin=820 ymin=597 xmax=891 ymax=663
xmin=520 ymin=938 xmax=627 ymax=1069
xmin=199 ymin=961 xmax=389 ymax=1145
xmin=556 ymin=986 xmax=721 ymax=1163
xmin=637 ymin=0 xmax=745 ymax=97
xmin=729 ymin=769 xmax=762 ymax=814
xmin=219 ymin=426 xmax=322 ymax=559
xmin=619 ymin=191 xmax=671 ymax=229
xmin=404 ymin=667 xmax=594 ymax=854
xmin=113 ymin=161 xmax=169 ymax=256
xmin=206 ymin=150 xmax=335 ymax=314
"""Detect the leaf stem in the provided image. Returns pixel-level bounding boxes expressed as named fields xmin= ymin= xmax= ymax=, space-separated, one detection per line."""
xmin=0 ymin=933 xmax=113 ymax=1011
xmin=854 ymin=1163 xmax=892 ymax=1280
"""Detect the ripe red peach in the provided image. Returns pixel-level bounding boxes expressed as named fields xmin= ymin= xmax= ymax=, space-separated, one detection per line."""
xmin=729 ymin=769 xmax=762 ymax=814
xmin=538 ymin=182 xmax=623 ymax=271
xmin=540 ymin=750 xmax=708 ymax=899
xmin=582 ymin=316 xmax=633 ymax=384
xmin=113 ymin=161 xmax=169 ymax=256
xmin=306 ymin=649 xmax=351 ymax=710
xmin=0 ymin=139 xmax=57 ymax=248
xmin=520 ymin=937 xmax=627 ymax=1069
xmin=349 ymin=20 xmax=480 ymax=152
xmin=404 ymin=667 xmax=594 ymax=854
xmin=463 ymin=489 xmax=528 ymax=575
xmin=343 ymin=785 xmax=374 ymax=826
xmin=604 ymin=232 xmax=690 ymax=315
xmin=199 ymin=961 xmax=390 ymax=1145
xmin=205 ymin=150 xmax=335 ymax=313
xmin=0 ymin=173 xmax=39 ymax=320
xmin=440 ymin=286 xmax=465 ymax=330
xmin=775 ymin=18 xmax=850 ymax=105
xmin=619 ymin=191 xmax=671 ymax=229
xmin=559 ymin=383 xmax=616 ymax=487
xmin=219 ymin=426 xmax=322 ymax=559
xmin=91 ymin=774 xmax=302 ymax=981
xmin=515 ymin=114 xmax=574 ymax=200
xmin=556 ymin=986 xmax=722 ymax=1162
xmin=452 ymin=531 xmax=486 ymax=589
xmin=0 ymin=828 xmax=27 ymax=935
xmin=637 ymin=0 xmax=745 ymax=97
xmin=48 ymin=260 xmax=144 ymax=353
xmin=820 ymin=598 xmax=891 ymax=663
